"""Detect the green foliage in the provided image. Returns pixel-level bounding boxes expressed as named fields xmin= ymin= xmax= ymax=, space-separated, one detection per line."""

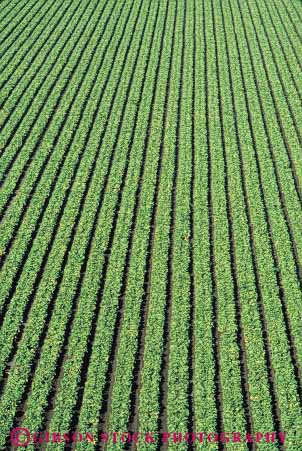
xmin=0 ymin=0 xmax=302 ymax=450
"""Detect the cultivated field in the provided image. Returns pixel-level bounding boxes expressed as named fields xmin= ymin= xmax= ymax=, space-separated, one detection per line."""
xmin=0 ymin=0 xmax=302 ymax=450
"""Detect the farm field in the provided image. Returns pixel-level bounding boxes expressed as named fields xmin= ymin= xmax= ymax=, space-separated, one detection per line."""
xmin=0 ymin=0 xmax=302 ymax=450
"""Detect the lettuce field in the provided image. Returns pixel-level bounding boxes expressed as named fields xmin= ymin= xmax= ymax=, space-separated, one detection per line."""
xmin=0 ymin=0 xmax=302 ymax=449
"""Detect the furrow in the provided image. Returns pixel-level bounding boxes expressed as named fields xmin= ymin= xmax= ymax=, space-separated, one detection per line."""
xmin=205 ymin=1 xmax=249 ymax=449
xmin=188 ymin=0 xmax=196 ymax=444
xmin=165 ymin=1 xmax=196 ymax=450
xmin=203 ymin=1 xmax=224 ymax=449
xmin=211 ymin=1 xmax=254 ymax=449
xmin=193 ymin=0 xmax=218 ymax=449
